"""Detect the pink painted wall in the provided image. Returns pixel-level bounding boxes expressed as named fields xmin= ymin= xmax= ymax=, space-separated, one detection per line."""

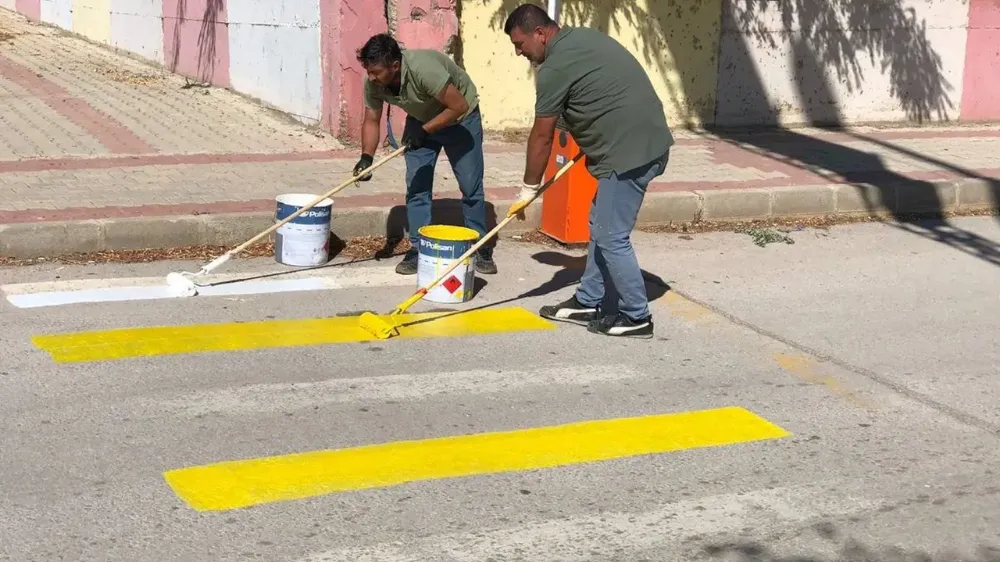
xmin=14 ymin=0 xmax=40 ymax=21
xmin=960 ymin=0 xmax=1000 ymax=121
xmin=387 ymin=0 xmax=459 ymax=141
xmin=162 ymin=0 xmax=230 ymax=87
xmin=324 ymin=0 xmax=391 ymax=145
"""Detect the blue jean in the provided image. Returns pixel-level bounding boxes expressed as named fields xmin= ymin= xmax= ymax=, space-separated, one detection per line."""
xmin=404 ymin=107 xmax=490 ymax=257
xmin=575 ymin=150 xmax=670 ymax=321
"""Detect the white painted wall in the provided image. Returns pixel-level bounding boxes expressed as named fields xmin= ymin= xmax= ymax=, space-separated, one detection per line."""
xmin=40 ymin=0 xmax=73 ymax=29
xmin=715 ymin=0 xmax=969 ymax=126
xmin=227 ymin=0 xmax=322 ymax=123
xmin=109 ymin=0 xmax=163 ymax=63
xmin=0 ymin=0 xmax=17 ymax=10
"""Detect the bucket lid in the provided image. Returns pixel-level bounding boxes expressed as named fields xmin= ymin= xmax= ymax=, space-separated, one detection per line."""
xmin=276 ymin=193 xmax=334 ymax=207
xmin=418 ymin=225 xmax=480 ymax=242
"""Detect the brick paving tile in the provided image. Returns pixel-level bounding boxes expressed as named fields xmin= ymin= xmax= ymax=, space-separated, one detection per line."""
xmin=0 ymin=7 xmax=998 ymax=230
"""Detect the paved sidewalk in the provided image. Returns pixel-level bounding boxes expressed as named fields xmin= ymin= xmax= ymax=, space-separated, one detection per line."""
xmin=1 ymin=8 xmax=999 ymax=258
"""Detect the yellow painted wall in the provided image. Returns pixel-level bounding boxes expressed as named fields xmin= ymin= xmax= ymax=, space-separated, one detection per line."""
xmin=460 ymin=0 xmax=723 ymax=131
xmin=72 ymin=0 xmax=111 ymax=44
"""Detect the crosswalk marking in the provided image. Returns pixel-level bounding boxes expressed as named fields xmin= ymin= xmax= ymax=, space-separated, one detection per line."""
xmin=30 ymin=307 xmax=557 ymax=363
xmin=154 ymin=365 xmax=646 ymax=417
xmin=162 ymin=406 xmax=791 ymax=512
xmin=296 ymin=483 xmax=878 ymax=562
xmin=2 ymin=264 xmax=410 ymax=308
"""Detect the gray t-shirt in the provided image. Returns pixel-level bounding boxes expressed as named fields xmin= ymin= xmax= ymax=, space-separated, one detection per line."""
xmin=534 ymin=26 xmax=674 ymax=179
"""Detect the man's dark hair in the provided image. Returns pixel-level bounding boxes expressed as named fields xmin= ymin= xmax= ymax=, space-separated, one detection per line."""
xmin=356 ymin=33 xmax=402 ymax=68
xmin=503 ymin=3 xmax=555 ymax=35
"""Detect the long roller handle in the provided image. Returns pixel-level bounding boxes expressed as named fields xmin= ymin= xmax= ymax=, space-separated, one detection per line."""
xmin=232 ymin=145 xmax=407 ymax=256
xmin=397 ymin=152 xmax=584 ymax=310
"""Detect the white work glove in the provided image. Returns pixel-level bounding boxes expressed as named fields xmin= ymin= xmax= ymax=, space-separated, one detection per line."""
xmin=506 ymin=181 xmax=541 ymax=219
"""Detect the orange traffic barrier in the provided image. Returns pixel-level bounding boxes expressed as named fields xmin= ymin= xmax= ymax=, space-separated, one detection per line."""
xmin=540 ymin=128 xmax=597 ymax=244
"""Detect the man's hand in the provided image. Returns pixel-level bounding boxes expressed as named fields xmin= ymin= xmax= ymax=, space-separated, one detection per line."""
xmin=401 ymin=120 xmax=428 ymax=149
xmin=353 ymin=153 xmax=375 ymax=181
xmin=506 ymin=181 xmax=541 ymax=220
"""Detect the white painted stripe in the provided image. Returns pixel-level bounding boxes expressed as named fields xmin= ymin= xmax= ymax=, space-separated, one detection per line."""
xmin=155 ymin=365 xmax=643 ymax=417
xmin=2 ymin=265 xmax=410 ymax=308
xmin=297 ymin=483 xmax=881 ymax=562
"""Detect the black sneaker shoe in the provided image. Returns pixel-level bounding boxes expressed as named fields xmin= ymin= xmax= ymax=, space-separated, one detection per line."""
xmin=587 ymin=312 xmax=654 ymax=338
xmin=395 ymin=250 xmax=418 ymax=275
xmin=475 ymin=252 xmax=497 ymax=275
xmin=538 ymin=295 xmax=598 ymax=326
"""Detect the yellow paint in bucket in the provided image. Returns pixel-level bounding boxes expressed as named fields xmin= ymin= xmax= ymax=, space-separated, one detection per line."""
xmin=416 ymin=225 xmax=480 ymax=304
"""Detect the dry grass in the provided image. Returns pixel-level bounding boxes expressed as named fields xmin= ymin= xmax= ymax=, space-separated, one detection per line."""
xmin=1 ymin=209 xmax=995 ymax=267
xmin=95 ymin=67 xmax=164 ymax=86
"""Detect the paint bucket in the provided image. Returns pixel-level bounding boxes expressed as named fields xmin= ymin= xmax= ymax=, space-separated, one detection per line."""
xmin=274 ymin=193 xmax=333 ymax=267
xmin=416 ymin=225 xmax=479 ymax=304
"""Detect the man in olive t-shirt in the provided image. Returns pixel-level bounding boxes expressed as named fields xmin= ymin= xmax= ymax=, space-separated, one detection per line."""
xmin=354 ymin=33 xmax=497 ymax=275
xmin=504 ymin=4 xmax=674 ymax=339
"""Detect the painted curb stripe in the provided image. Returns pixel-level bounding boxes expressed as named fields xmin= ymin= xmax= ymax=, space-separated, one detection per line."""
xmin=31 ymin=307 xmax=557 ymax=363
xmin=163 ymin=406 xmax=791 ymax=511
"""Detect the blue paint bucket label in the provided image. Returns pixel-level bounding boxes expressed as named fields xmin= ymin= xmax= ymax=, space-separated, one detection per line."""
xmin=416 ymin=225 xmax=479 ymax=304
xmin=274 ymin=193 xmax=333 ymax=267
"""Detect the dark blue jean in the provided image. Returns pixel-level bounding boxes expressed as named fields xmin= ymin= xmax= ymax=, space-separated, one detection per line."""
xmin=404 ymin=107 xmax=490 ymax=257
xmin=575 ymin=150 xmax=670 ymax=321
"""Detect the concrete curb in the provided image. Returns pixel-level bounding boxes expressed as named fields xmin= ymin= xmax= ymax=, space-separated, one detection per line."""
xmin=1 ymin=178 xmax=997 ymax=259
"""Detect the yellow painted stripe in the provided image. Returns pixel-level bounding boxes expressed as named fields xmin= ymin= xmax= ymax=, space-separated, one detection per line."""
xmin=31 ymin=307 xmax=556 ymax=363
xmin=163 ymin=406 xmax=791 ymax=511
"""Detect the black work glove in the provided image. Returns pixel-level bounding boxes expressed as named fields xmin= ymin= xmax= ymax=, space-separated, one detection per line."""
xmin=401 ymin=120 xmax=428 ymax=150
xmin=353 ymin=153 xmax=374 ymax=181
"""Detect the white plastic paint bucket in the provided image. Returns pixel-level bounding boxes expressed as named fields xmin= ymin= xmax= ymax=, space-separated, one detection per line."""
xmin=416 ymin=225 xmax=479 ymax=304
xmin=274 ymin=193 xmax=333 ymax=267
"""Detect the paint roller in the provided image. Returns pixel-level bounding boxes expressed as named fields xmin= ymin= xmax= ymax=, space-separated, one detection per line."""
xmin=164 ymin=146 xmax=407 ymax=296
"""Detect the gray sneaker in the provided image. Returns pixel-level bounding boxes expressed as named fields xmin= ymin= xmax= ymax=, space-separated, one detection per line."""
xmin=395 ymin=250 xmax=418 ymax=275
xmin=475 ymin=251 xmax=497 ymax=275
xmin=538 ymin=295 xmax=598 ymax=326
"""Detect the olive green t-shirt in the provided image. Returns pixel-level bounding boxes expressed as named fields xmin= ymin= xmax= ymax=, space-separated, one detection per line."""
xmin=363 ymin=49 xmax=479 ymax=124
xmin=534 ymin=27 xmax=674 ymax=179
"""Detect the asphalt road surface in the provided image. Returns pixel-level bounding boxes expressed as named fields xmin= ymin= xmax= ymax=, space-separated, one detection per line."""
xmin=2 ymin=216 xmax=999 ymax=562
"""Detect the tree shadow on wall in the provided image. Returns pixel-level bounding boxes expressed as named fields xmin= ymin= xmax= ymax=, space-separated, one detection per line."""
xmin=720 ymin=0 xmax=954 ymax=125
xmin=710 ymin=17 xmax=1000 ymax=268
xmin=477 ymin=0 xmax=954 ymax=129
xmin=479 ymin=0 xmax=1000 ymax=263
xmin=168 ymin=0 xmax=224 ymax=84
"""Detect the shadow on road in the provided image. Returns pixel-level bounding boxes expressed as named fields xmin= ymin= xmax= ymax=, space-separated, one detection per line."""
xmin=379 ymin=198 xmax=501 ymax=259
xmin=704 ymin=536 xmax=1000 ymax=562
xmin=398 ymin=250 xmax=671 ymax=329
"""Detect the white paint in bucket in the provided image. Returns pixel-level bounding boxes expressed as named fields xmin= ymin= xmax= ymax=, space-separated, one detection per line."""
xmin=416 ymin=225 xmax=479 ymax=304
xmin=274 ymin=193 xmax=333 ymax=267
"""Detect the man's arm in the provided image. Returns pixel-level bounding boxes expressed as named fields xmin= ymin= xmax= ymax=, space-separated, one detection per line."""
xmin=360 ymin=104 xmax=382 ymax=156
xmin=506 ymin=66 xmax=570 ymax=219
xmin=524 ymin=66 xmax=570 ymax=185
xmin=522 ymin=115 xmax=558 ymax=185
xmin=422 ymin=82 xmax=469 ymax=134
xmin=354 ymin=83 xmax=384 ymax=181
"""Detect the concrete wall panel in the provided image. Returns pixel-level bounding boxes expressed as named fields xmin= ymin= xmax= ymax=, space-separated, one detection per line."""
xmin=227 ymin=0 xmax=321 ymax=123
xmin=716 ymin=0 xmax=968 ymax=127
xmin=162 ymin=0 xmax=230 ymax=87
xmin=960 ymin=0 xmax=1000 ymax=121
xmin=72 ymin=0 xmax=111 ymax=43
xmin=14 ymin=0 xmax=40 ymax=21
xmin=40 ymin=0 xmax=70 ymax=28
xmin=110 ymin=0 xmax=164 ymax=63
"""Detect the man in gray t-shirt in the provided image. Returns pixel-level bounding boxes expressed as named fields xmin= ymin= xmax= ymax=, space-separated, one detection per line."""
xmin=503 ymin=3 xmax=673 ymax=339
